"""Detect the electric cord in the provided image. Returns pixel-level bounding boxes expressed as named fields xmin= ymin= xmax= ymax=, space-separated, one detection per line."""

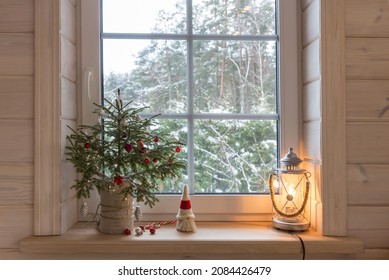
xmin=290 ymin=232 xmax=306 ymax=260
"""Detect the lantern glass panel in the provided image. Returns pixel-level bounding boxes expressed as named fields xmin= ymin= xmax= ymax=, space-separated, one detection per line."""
xmin=274 ymin=172 xmax=308 ymax=217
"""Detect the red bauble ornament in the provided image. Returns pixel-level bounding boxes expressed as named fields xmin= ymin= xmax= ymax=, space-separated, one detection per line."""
xmin=124 ymin=143 xmax=133 ymax=153
xmin=114 ymin=175 xmax=123 ymax=185
xmin=153 ymin=136 xmax=159 ymax=143
xmin=175 ymin=146 xmax=181 ymax=153
xmin=152 ymin=158 xmax=158 ymax=163
xmin=124 ymin=228 xmax=131 ymax=235
xmin=149 ymin=228 xmax=156 ymax=234
xmin=144 ymin=158 xmax=150 ymax=164
xmin=84 ymin=143 xmax=91 ymax=149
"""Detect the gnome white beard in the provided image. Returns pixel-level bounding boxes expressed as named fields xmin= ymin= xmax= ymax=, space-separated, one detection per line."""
xmin=176 ymin=210 xmax=197 ymax=232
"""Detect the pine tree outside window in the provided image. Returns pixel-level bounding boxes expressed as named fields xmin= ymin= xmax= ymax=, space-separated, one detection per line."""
xmin=80 ymin=0 xmax=299 ymax=221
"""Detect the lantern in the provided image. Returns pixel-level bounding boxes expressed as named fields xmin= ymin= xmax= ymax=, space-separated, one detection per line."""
xmin=269 ymin=148 xmax=311 ymax=231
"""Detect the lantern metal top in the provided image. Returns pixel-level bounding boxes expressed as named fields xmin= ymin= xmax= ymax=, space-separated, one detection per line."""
xmin=279 ymin=148 xmax=304 ymax=172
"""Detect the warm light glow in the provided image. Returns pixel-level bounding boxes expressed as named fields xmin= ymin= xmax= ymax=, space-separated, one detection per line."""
xmin=272 ymin=177 xmax=280 ymax=193
xmin=288 ymin=186 xmax=295 ymax=196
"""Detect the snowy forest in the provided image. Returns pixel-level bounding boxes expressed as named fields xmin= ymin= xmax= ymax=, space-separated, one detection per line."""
xmin=102 ymin=0 xmax=278 ymax=193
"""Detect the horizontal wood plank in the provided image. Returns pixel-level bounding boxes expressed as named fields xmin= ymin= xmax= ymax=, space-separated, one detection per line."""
xmin=349 ymin=229 xmax=389 ymax=249
xmin=0 ymin=0 xmax=33 ymax=33
xmin=356 ymin=249 xmax=389 ymax=260
xmin=60 ymin=195 xmax=77 ymax=234
xmin=0 ymin=33 xmax=33 ymax=76
xmin=347 ymin=123 xmax=389 ymax=163
xmin=347 ymin=80 xmax=389 ymax=120
xmin=0 ymin=119 xmax=33 ymax=163
xmin=302 ymin=0 xmax=320 ymax=47
xmin=0 ymin=163 xmax=33 ymax=204
xmin=302 ymin=38 xmax=321 ymax=84
xmin=61 ymin=160 xmax=77 ymax=201
xmin=346 ymin=0 xmax=389 ymax=37
xmin=0 ymin=76 xmax=33 ymax=119
xmin=302 ymin=121 xmax=321 ymax=161
xmin=303 ymin=79 xmax=321 ymax=121
xmin=69 ymin=0 xmax=77 ymax=8
xmin=0 ymin=205 xmax=33 ymax=248
xmin=61 ymin=78 xmax=77 ymax=120
xmin=346 ymin=38 xmax=389 ymax=79
xmin=61 ymin=37 xmax=77 ymax=82
xmin=60 ymin=0 xmax=77 ymax=44
xmin=302 ymin=0 xmax=315 ymax=11
xmin=61 ymin=119 xmax=77 ymax=160
xmin=347 ymin=164 xmax=389 ymax=205
xmin=348 ymin=206 xmax=389 ymax=230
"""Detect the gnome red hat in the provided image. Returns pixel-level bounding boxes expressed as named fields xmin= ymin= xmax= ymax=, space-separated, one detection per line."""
xmin=176 ymin=185 xmax=196 ymax=232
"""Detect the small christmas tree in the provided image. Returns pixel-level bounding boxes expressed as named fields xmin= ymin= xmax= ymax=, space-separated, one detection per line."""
xmin=65 ymin=89 xmax=186 ymax=207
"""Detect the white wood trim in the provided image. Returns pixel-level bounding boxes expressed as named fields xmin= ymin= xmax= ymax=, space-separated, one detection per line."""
xmin=279 ymin=0 xmax=300 ymax=156
xmin=320 ymin=0 xmax=347 ymax=236
xmin=34 ymin=0 xmax=62 ymax=235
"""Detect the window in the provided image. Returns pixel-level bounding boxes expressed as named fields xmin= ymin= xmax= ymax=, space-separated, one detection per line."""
xmin=80 ymin=0 xmax=298 ymax=221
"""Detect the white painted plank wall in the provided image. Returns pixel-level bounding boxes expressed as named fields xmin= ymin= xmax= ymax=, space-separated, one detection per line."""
xmin=0 ymin=0 xmax=34 ymax=248
xmin=0 ymin=0 xmax=79 ymax=248
xmin=301 ymin=0 xmax=322 ymax=232
xmin=60 ymin=0 xmax=78 ymax=233
xmin=345 ymin=0 xmax=389 ymax=255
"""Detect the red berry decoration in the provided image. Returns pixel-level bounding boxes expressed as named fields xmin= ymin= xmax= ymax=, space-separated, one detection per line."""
xmin=144 ymin=158 xmax=150 ymax=164
xmin=175 ymin=146 xmax=181 ymax=153
xmin=124 ymin=228 xmax=131 ymax=235
xmin=84 ymin=143 xmax=91 ymax=149
xmin=149 ymin=228 xmax=156 ymax=234
xmin=152 ymin=158 xmax=158 ymax=163
xmin=153 ymin=136 xmax=159 ymax=143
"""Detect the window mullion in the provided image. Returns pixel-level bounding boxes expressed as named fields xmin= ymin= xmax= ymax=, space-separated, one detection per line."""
xmin=186 ymin=0 xmax=195 ymax=194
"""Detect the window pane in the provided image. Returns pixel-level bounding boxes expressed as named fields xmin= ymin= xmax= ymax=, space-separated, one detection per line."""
xmin=102 ymin=0 xmax=186 ymax=33
xmin=103 ymin=39 xmax=187 ymax=113
xmin=193 ymin=0 xmax=276 ymax=35
xmin=193 ymin=40 xmax=276 ymax=114
xmin=152 ymin=119 xmax=188 ymax=193
xmin=194 ymin=119 xmax=277 ymax=193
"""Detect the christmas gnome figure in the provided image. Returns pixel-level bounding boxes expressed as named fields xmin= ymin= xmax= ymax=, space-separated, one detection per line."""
xmin=176 ymin=185 xmax=197 ymax=232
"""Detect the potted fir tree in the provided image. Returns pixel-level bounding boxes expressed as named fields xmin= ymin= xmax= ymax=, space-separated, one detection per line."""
xmin=65 ymin=90 xmax=185 ymax=234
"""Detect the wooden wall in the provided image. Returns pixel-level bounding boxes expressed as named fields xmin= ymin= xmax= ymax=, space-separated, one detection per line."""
xmin=301 ymin=0 xmax=322 ymax=233
xmin=59 ymin=0 xmax=78 ymax=234
xmin=0 ymin=0 xmax=78 ymax=250
xmin=0 ymin=0 xmax=34 ymax=249
xmin=302 ymin=0 xmax=389 ymax=258
xmin=345 ymin=0 xmax=389 ymax=255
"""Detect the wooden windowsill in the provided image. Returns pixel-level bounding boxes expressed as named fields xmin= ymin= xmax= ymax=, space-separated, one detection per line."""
xmin=19 ymin=222 xmax=364 ymax=259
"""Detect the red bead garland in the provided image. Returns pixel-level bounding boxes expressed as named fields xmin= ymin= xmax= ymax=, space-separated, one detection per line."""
xmin=123 ymin=220 xmax=177 ymax=236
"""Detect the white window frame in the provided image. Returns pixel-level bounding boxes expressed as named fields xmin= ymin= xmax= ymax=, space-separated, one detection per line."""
xmin=79 ymin=0 xmax=299 ymax=222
